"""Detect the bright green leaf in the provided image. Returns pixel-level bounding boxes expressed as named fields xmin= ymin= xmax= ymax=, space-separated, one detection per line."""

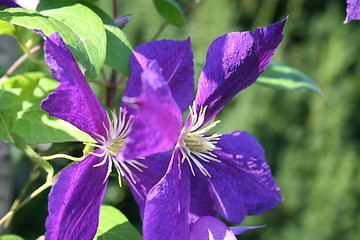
xmin=83 ymin=3 xmax=132 ymax=76
xmin=0 ymin=72 xmax=95 ymax=144
xmin=0 ymin=19 xmax=16 ymax=36
xmin=0 ymin=1 xmax=106 ymax=79
xmin=37 ymin=0 xmax=107 ymax=79
xmin=0 ymin=235 xmax=24 ymax=240
xmin=94 ymin=205 xmax=142 ymax=240
xmin=153 ymin=0 xmax=185 ymax=27
xmin=257 ymin=62 xmax=327 ymax=99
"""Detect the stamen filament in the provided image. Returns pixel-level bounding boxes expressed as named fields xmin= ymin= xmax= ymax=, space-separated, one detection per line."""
xmin=85 ymin=108 xmax=147 ymax=187
xmin=177 ymin=104 xmax=222 ymax=177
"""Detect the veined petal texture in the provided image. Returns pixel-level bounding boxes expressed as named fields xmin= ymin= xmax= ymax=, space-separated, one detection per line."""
xmin=41 ymin=32 xmax=108 ymax=140
xmin=125 ymin=152 xmax=171 ymax=218
xmin=205 ymin=131 xmax=282 ymax=223
xmin=189 ymin=173 xmax=217 ymax=224
xmin=121 ymin=61 xmax=182 ymax=159
xmin=190 ymin=216 xmax=237 ymax=240
xmin=143 ymin=150 xmax=191 ymax=240
xmin=45 ymin=150 xmax=108 ymax=240
xmin=345 ymin=0 xmax=360 ymax=23
xmin=125 ymin=38 xmax=194 ymax=112
xmin=194 ymin=19 xmax=287 ymax=123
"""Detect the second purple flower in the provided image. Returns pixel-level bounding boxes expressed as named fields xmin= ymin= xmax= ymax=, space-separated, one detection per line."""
xmin=124 ymin=18 xmax=288 ymax=240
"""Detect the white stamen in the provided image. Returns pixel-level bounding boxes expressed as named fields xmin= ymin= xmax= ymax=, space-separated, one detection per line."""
xmin=177 ymin=104 xmax=222 ymax=177
xmin=84 ymin=109 xmax=147 ymax=187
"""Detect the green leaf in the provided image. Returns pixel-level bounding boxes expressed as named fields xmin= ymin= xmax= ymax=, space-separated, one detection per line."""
xmin=0 ymin=72 xmax=95 ymax=144
xmin=83 ymin=3 xmax=132 ymax=76
xmin=0 ymin=1 xmax=107 ymax=79
xmin=153 ymin=0 xmax=185 ymax=27
xmin=257 ymin=62 xmax=327 ymax=99
xmin=94 ymin=205 xmax=142 ymax=240
xmin=0 ymin=20 xmax=16 ymax=36
xmin=0 ymin=235 xmax=24 ymax=240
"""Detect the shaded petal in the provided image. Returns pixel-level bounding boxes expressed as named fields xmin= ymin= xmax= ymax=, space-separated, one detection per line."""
xmin=125 ymin=38 xmax=194 ymax=112
xmin=189 ymin=173 xmax=217 ymax=224
xmin=204 ymin=131 xmax=281 ymax=223
xmin=125 ymin=152 xmax=172 ymax=218
xmin=41 ymin=32 xmax=108 ymax=140
xmin=45 ymin=150 xmax=108 ymax=240
xmin=114 ymin=14 xmax=133 ymax=29
xmin=230 ymin=225 xmax=265 ymax=235
xmin=0 ymin=0 xmax=21 ymax=8
xmin=344 ymin=0 xmax=360 ymax=23
xmin=121 ymin=61 xmax=182 ymax=159
xmin=190 ymin=216 xmax=236 ymax=240
xmin=194 ymin=19 xmax=286 ymax=124
xmin=143 ymin=150 xmax=191 ymax=240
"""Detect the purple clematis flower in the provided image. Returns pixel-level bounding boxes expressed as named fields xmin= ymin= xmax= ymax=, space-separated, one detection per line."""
xmin=190 ymin=216 xmax=264 ymax=240
xmin=0 ymin=0 xmax=39 ymax=9
xmin=124 ymin=19 xmax=287 ymax=240
xmin=40 ymin=32 xmax=184 ymax=240
xmin=344 ymin=0 xmax=360 ymax=23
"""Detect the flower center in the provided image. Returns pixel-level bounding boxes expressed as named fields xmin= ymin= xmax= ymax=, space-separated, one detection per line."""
xmin=177 ymin=104 xmax=222 ymax=177
xmin=86 ymin=109 xmax=147 ymax=186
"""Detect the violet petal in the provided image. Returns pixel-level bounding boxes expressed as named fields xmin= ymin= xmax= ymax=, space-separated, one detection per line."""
xmin=190 ymin=216 xmax=236 ymax=240
xmin=204 ymin=131 xmax=282 ymax=223
xmin=194 ymin=19 xmax=286 ymax=124
xmin=45 ymin=150 xmax=108 ymax=240
xmin=345 ymin=0 xmax=360 ymax=23
xmin=0 ymin=0 xmax=39 ymax=9
xmin=125 ymin=38 xmax=194 ymax=112
xmin=230 ymin=225 xmax=265 ymax=235
xmin=189 ymin=173 xmax=217 ymax=225
xmin=41 ymin=32 xmax=108 ymax=140
xmin=114 ymin=14 xmax=133 ymax=29
xmin=143 ymin=150 xmax=191 ymax=240
xmin=121 ymin=61 xmax=182 ymax=159
xmin=125 ymin=151 xmax=172 ymax=218
xmin=0 ymin=0 xmax=21 ymax=8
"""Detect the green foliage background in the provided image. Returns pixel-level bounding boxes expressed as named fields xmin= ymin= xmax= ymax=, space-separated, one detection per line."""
xmin=4 ymin=0 xmax=360 ymax=239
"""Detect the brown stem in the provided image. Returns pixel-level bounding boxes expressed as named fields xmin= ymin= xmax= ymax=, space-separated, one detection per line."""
xmin=150 ymin=21 xmax=169 ymax=41
xmin=0 ymin=44 xmax=43 ymax=82
xmin=113 ymin=0 xmax=118 ymax=18
xmin=106 ymin=70 xmax=118 ymax=108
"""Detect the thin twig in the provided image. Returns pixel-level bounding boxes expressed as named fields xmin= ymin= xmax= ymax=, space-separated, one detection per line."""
xmin=150 ymin=21 xmax=169 ymax=41
xmin=113 ymin=0 xmax=118 ymax=18
xmin=106 ymin=70 xmax=118 ymax=108
xmin=18 ymin=41 xmax=46 ymax=67
xmin=0 ymin=167 xmax=40 ymax=231
xmin=0 ymin=181 xmax=53 ymax=227
xmin=0 ymin=44 xmax=43 ymax=82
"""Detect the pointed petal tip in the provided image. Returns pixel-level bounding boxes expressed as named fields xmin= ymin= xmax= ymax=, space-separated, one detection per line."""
xmin=190 ymin=216 xmax=237 ymax=240
xmin=230 ymin=224 xmax=266 ymax=235
xmin=126 ymin=37 xmax=194 ymax=112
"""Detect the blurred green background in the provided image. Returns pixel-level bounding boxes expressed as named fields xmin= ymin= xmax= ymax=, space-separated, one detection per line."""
xmin=4 ymin=0 xmax=360 ymax=239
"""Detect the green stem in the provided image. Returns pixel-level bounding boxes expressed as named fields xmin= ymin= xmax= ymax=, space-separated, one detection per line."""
xmin=11 ymin=133 xmax=54 ymax=181
xmin=0 ymin=167 xmax=40 ymax=229
xmin=18 ymin=41 xmax=47 ymax=67
xmin=0 ymin=44 xmax=44 ymax=82
xmin=25 ymin=33 xmax=38 ymax=49
xmin=42 ymin=153 xmax=85 ymax=162
xmin=0 ymin=180 xmax=53 ymax=227
xmin=150 ymin=21 xmax=168 ymax=41
xmin=16 ymin=30 xmax=46 ymax=68
xmin=0 ymin=114 xmax=53 ymax=181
